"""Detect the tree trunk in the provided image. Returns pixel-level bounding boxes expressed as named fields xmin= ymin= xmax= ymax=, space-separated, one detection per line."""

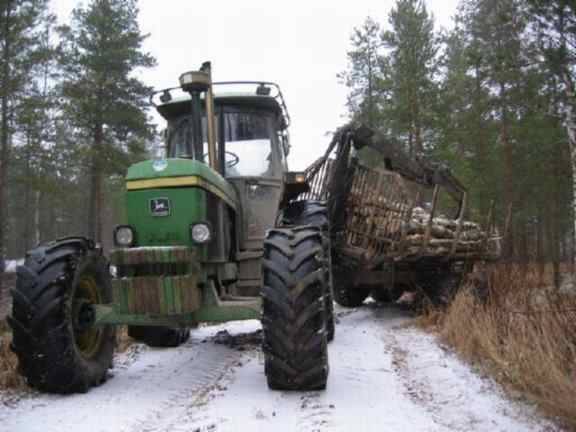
xmin=412 ymin=92 xmax=423 ymax=156
xmin=0 ymin=1 xmax=13 ymax=295
xmin=34 ymin=190 xmax=40 ymax=245
xmin=500 ymin=83 xmax=514 ymax=259
xmin=88 ymin=124 xmax=104 ymax=243
xmin=562 ymin=73 xmax=576 ymax=267
xmin=23 ymin=135 xmax=32 ymax=255
xmin=473 ymin=62 xmax=489 ymax=217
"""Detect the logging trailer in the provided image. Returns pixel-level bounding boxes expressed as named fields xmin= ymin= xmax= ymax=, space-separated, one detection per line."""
xmin=303 ymin=124 xmax=500 ymax=307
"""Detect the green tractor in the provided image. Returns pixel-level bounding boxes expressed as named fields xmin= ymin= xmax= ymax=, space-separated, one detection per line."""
xmin=9 ymin=62 xmax=334 ymax=393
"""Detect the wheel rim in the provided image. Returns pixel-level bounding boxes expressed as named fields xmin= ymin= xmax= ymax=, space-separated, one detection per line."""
xmin=73 ymin=275 xmax=103 ymax=359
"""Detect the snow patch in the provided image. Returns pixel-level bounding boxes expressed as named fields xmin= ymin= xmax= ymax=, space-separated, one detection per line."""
xmin=0 ymin=308 xmax=563 ymax=432
xmin=389 ymin=327 xmax=561 ymax=431
xmin=4 ymin=259 xmax=23 ymax=273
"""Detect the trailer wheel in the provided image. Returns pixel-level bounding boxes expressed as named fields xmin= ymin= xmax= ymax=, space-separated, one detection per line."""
xmin=420 ymin=271 xmax=463 ymax=306
xmin=9 ymin=238 xmax=115 ymax=394
xmin=128 ymin=326 xmax=190 ymax=347
xmin=261 ymin=227 xmax=329 ymax=390
xmin=282 ymin=200 xmax=334 ymax=341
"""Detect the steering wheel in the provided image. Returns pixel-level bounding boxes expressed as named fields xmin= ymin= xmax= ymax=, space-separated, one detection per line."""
xmin=225 ymin=151 xmax=240 ymax=168
xmin=202 ymin=151 xmax=240 ymax=168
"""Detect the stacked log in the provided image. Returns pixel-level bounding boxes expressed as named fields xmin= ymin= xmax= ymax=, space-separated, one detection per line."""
xmin=344 ymin=198 xmax=490 ymax=258
xmin=403 ymin=207 xmax=488 ymax=256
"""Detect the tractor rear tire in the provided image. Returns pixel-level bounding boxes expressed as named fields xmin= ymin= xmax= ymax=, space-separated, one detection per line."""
xmin=333 ymin=267 xmax=371 ymax=307
xmin=9 ymin=238 xmax=115 ymax=394
xmin=371 ymin=289 xmax=391 ymax=303
xmin=371 ymin=285 xmax=403 ymax=303
xmin=261 ymin=227 xmax=329 ymax=391
xmin=128 ymin=326 xmax=190 ymax=348
xmin=282 ymin=200 xmax=335 ymax=341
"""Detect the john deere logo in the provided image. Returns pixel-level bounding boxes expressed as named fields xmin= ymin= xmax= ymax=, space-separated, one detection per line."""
xmin=150 ymin=198 xmax=171 ymax=217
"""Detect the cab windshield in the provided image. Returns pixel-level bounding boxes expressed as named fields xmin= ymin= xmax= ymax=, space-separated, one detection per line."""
xmin=167 ymin=109 xmax=282 ymax=178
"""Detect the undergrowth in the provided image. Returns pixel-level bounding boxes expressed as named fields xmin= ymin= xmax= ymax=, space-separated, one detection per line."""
xmin=0 ymin=319 xmax=24 ymax=390
xmin=423 ymin=264 xmax=576 ymax=429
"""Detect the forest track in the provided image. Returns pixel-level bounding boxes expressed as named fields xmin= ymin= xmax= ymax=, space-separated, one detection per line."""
xmin=0 ymin=304 xmax=562 ymax=432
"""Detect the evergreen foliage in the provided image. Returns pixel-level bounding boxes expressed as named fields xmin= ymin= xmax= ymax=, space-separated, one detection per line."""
xmin=58 ymin=0 xmax=155 ymax=242
xmin=0 ymin=0 xmax=54 ymax=286
xmin=340 ymin=0 xmax=575 ymax=262
xmin=0 ymin=0 xmax=155 ymax=272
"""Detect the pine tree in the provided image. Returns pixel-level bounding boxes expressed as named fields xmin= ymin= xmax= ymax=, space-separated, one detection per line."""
xmin=338 ymin=17 xmax=386 ymax=130
xmin=435 ymin=21 xmax=496 ymax=218
xmin=459 ymin=0 xmax=532 ymax=258
xmin=0 ymin=0 xmax=53 ymax=287
xmin=58 ymin=0 xmax=155 ymax=243
xmin=11 ymin=18 xmax=57 ymax=254
xmin=382 ymin=0 xmax=439 ymax=157
xmin=527 ymin=0 xmax=576 ymax=263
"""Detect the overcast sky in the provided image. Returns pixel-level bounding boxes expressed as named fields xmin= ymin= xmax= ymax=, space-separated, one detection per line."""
xmin=52 ymin=0 xmax=459 ymax=170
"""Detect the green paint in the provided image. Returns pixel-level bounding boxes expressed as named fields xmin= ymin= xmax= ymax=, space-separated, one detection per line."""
xmin=93 ymin=303 xmax=260 ymax=326
xmin=106 ymin=157 xmax=259 ymax=328
xmin=126 ymin=188 xmax=207 ymax=250
xmin=127 ymin=158 xmax=237 ymax=205
xmin=191 ymin=305 xmax=260 ymax=322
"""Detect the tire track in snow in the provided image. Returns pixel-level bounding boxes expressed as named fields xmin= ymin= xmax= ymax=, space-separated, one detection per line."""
xmin=0 ymin=307 xmax=564 ymax=432
xmin=0 ymin=321 xmax=260 ymax=432
xmin=295 ymin=392 xmax=335 ymax=432
xmin=385 ymin=322 xmax=561 ymax=432
xmin=129 ymin=349 xmax=242 ymax=432
xmin=131 ymin=347 xmax=264 ymax=432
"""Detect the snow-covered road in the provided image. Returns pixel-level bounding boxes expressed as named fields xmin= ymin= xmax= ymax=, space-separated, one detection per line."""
xmin=0 ymin=304 xmax=561 ymax=432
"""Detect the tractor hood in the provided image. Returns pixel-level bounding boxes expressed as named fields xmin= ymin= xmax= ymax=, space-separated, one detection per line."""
xmin=126 ymin=159 xmax=238 ymax=210
xmin=123 ymin=159 xmax=238 ymax=249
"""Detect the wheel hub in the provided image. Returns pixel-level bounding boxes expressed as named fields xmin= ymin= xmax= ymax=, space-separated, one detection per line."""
xmin=74 ymin=299 xmax=96 ymax=332
xmin=73 ymin=275 xmax=104 ymax=358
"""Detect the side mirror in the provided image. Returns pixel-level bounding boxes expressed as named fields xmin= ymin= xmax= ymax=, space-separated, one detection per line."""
xmin=280 ymin=133 xmax=290 ymax=156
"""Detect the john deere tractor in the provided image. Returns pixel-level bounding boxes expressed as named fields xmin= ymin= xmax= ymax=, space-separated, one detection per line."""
xmin=9 ymin=62 xmax=334 ymax=393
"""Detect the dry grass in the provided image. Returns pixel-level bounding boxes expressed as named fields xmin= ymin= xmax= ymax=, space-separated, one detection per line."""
xmin=115 ymin=326 xmax=134 ymax=353
xmin=428 ymin=264 xmax=576 ymax=429
xmin=0 ymin=323 xmax=135 ymax=391
xmin=0 ymin=320 xmax=25 ymax=390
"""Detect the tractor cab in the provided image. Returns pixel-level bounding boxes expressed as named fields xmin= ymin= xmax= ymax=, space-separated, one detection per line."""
xmin=154 ymin=82 xmax=290 ymax=180
xmin=152 ymin=78 xmax=292 ymax=252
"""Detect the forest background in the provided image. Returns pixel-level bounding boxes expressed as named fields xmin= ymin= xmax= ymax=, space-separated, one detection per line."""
xmin=0 ymin=0 xmax=574 ymax=286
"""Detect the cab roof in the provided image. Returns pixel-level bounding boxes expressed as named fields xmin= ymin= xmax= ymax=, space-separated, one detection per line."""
xmin=157 ymin=93 xmax=283 ymax=120
xmin=152 ymin=81 xmax=291 ymax=129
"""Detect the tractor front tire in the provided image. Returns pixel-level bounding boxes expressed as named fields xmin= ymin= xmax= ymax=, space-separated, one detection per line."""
xmin=262 ymin=227 xmax=329 ymax=390
xmin=128 ymin=326 xmax=190 ymax=347
xmin=9 ymin=238 xmax=115 ymax=394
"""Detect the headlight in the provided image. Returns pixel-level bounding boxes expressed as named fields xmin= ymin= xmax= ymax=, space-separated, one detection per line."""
xmin=191 ymin=223 xmax=212 ymax=244
xmin=114 ymin=225 xmax=135 ymax=247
